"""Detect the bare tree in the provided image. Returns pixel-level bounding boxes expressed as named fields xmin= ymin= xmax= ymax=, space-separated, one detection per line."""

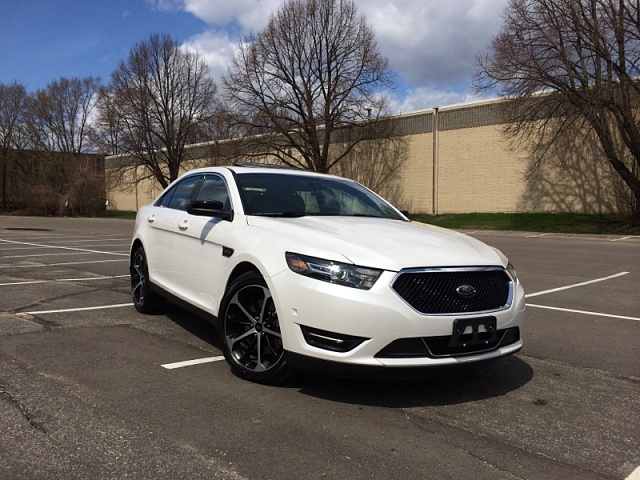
xmin=29 ymin=76 xmax=100 ymax=154
xmin=475 ymin=0 xmax=640 ymax=224
xmin=223 ymin=0 xmax=394 ymax=173
xmin=333 ymin=131 xmax=409 ymax=207
xmin=10 ymin=76 xmax=106 ymax=216
xmin=97 ymin=33 xmax=219 ymax=189
xmin=0 ymin=82 xmax=28 ymax=151
xmin=0 ymin=81 xmax=29 ymax=209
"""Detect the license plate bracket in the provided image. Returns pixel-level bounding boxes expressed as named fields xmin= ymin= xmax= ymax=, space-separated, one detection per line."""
xmin=448 ymin=316 xmax=497 ymax=348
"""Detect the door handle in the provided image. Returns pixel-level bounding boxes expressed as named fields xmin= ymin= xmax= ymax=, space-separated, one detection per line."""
xmin=147 ymin=214 xmax=156 ymax=223
xmin=178 ymin=219 xmax=189 ymax=231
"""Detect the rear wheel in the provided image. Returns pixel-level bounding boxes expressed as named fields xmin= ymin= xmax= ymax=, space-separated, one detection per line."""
xmin=130 ymin=246 xmax=166 ymax=314
xmin=220 ymin=272 xmax=293 ymax=384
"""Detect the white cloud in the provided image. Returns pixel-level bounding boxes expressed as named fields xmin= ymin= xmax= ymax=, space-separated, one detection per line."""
xmin=173 ymin=0 xmax=509 ymax=111
xmin=181 ymin=30 xmax=238 ymax=82
xmin=391 ymin=86 xmax=486 ymax=114
xmin=181 ymin=0 xmax=283 ymax=29
xmin=176 ymin=0 xmax=286 ymax=85
xmin=359 ymin=0 xmax=509 ymax=89
xmin=146 ymin=0 xmax=184 ymax=12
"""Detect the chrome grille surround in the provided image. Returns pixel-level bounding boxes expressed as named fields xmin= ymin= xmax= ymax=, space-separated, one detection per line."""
xmin=391 ymin=267 xmax=514 ymax=315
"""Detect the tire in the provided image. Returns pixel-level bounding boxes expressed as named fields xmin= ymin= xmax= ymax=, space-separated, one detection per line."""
xmin=130 ymin=246 xmax=166 ymax=314
xmin=220 ymin=271 xmax=293 ymax=384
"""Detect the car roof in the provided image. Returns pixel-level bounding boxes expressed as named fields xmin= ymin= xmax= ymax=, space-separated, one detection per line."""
xmin=185 ymin=165 xmax=349 ymax=181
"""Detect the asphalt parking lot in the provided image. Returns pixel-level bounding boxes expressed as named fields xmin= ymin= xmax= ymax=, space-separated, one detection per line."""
xmin=1 ymin=215 xmax=639 ymax=480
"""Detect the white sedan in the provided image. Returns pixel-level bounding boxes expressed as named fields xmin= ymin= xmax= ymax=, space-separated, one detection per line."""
xmin=130 ymin=165 xmax=525 ymax=383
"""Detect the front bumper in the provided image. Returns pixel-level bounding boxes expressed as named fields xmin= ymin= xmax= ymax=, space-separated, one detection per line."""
xmin=268 ymin=269 xmax=526 ymax=369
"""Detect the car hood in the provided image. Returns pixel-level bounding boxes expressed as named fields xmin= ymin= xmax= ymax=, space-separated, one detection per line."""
xmin=246 ymin=216 xmax=506 ymax=271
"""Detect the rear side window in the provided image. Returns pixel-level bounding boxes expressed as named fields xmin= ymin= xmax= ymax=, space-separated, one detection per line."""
xmin=156 ymin=175 xmax=202 ymax=211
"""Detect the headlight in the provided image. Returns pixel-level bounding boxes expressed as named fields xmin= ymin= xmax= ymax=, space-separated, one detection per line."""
xmin=285 ymin=252 xmax=382 ymax=290
xmin=506 ymin=262 xmax=519 ymax=284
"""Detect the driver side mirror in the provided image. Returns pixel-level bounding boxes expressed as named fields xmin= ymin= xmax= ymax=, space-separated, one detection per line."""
xmin=187 ymin=200 xmax=233 ymax=221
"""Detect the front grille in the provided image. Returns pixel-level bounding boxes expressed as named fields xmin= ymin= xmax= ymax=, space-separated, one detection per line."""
xmin=375 ymin=327 xmax=520 ymax=359
xmin=392 ymin=268 xmax=512 ymax=314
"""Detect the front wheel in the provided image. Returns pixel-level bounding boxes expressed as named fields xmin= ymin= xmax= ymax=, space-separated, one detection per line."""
xmin=220 ymin=271 xmax=293 ymax=384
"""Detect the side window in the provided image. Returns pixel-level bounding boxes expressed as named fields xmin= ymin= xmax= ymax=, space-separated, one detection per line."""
xmin=156 ymin=185 xmax=178 ymax=208
xmin=166 ymin=175 xmax=202 ymax=211
xmin=194 ymin=175 xmax=230 ymax=208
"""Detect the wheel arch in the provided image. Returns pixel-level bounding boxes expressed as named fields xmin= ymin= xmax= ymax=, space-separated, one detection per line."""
xmin=129 ymin=238 xmax=144 ymax=269
xmin=224 ymin=261 xmax=263 ymax=292
xmin=130 ymin=238 xmax=143 ymax=266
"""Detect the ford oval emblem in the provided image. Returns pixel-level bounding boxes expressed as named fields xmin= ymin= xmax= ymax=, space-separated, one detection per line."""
xmin=456 ymin=284 xmax=477 ymax=298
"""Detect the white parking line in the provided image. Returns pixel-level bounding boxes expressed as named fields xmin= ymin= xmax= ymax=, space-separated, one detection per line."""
xmin=0 ymin=275 xmax=129 ymax=286
xmin=0 ymin=234 xmax=128 ymax=241
xmin=0 ymin=245 xmax=130 ymax=252
xmin=626 ymin=466 xmax=640 ymax=480
xmin=0 ymin=239 xmax=128 ymax=256
xmin=525 ymin=272 xmax=630 ymax=298
xmin=39 ymin=238 xmax=130 ymax=244
xmin=17 ymin=303 xmax=134 ymax=315
xmin=2 ymin=251 xmax=100 ymax=259
xmin=0 ymin=246 xmax=57 ymax=251
xmin=161 ymin=357 xmax=226 ymax=369
xmin=527 ymin=303 xmax=640 ymax=322
xmin=0 ymin=259 xmax=127 ymax=268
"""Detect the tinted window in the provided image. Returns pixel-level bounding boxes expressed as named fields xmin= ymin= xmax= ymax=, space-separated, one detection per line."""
xmin=157 ymin=184 xmax=177 ymax=208
xmin=194 ymin=175 xmax=230 ymax=208
xmin=236 ymin=172 xmax=403 ymax=219
xmin=165 ymin=175 xmax=202 ymax=211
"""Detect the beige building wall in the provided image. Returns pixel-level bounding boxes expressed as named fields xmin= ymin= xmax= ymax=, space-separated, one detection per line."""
xmin=106 ymin=158 xmax=210 ymax=211
xmin=106 ymin=98 xmax=623 ymax=215
xmin=397 ymin=133 xmax=433 ymax=213
xmin=106 ymin=167 xmax=162 ymax=211
xmin=435 ymin=124 xmax=528 ymax=213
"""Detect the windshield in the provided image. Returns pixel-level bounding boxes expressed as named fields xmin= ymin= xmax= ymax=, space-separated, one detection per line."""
xmin=236 ymin=172 xmax=405 ymax=220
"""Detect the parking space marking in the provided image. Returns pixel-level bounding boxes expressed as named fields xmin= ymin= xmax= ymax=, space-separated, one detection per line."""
xmin=17 ymin=303 xmax=134 ymax=315
xmin=525 ymin=272 xmax=629 ymax=298
xmin=36 ymin=238 xmax=130 ymax=244
xmin=0 ymin=259 xmax=127 ymax=268
xmin=0 ymin=275 xmax=129 ymax=286
xmin=161 ymin=356 xmax=226 ymax=369
xmin=626 ymin=466 xmax=640 ymax=480
xmin=3 ymin=251 xmax=101 ymax=259
xmin=0 ymin=234 xmax=128 ymax=241
xmin=0 ymin=239 xmax=128 ymax=256
xmin=527 ymin=303 xmax=640 ymax=322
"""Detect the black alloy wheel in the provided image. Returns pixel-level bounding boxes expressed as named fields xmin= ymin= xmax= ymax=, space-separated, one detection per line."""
xmin=221 ymin=271 xmax=292 ymax=384
xmin=130 ymin=246 xmax=166 ymax=314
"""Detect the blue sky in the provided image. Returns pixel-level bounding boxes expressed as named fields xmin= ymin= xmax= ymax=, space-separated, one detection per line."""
xmin=1 ymin=0 xmax=206 ymax=88
xmin=1 ymin=0 xmax=508 ymax=112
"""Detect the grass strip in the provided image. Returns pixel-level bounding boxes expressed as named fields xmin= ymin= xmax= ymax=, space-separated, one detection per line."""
xmin=410 ymin=213 xmax=640 ymax=235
